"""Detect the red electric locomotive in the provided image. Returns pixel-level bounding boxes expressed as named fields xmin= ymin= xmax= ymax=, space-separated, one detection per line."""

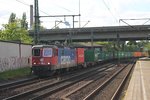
xmin=32 ymin=45 xmax=58 ymax=76
xmin=32 ymin=45 xmax=79 ymax=76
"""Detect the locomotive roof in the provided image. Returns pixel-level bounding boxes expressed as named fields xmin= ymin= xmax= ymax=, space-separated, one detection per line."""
xmin=71 ymin=42 xmax=103 ymax=48
xmin=32 ymin=45 xmax=58 ymax=48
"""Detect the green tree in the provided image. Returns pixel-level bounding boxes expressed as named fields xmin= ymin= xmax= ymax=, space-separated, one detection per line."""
xmin=127 ymin=40 xmax=137 ymax=46
xmin=9 ymin=13 xmax=16 ymax=23
xmin=21 ymin=12 xmax=28 ymax=30
xmin=96 ymin=41 xmax=116 ymax=51
xmin=31 ymin=22 xmax=46 ymax=30
xmin=0 ymin=13 xmax=33 ymax=44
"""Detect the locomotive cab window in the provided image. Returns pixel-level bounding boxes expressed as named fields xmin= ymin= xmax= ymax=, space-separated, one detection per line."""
xmin=32 ymin=49 xmax=40 ymax=56
xmin=43 ymin=48 xmax=53 ymax=57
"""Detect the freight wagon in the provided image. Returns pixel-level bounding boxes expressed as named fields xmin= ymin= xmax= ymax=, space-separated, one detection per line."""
xmin=32 ymin=45 xmax=145 ymax=76
xmin=32 ymin=45 xmax=85 ymax=76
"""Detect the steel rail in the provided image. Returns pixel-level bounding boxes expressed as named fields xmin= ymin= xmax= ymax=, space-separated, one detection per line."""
xmin=83 ymin=62 xmax=132 ymax=100
xmin=0 ymin=76 xmax=37 ymax=91
xmin=110 ymin=61 xmax=136 ymax=100
xmin=30 ymin=64 xmax=115 ymax=100
xmin=4 ymin=64 xmax=114 ymax=100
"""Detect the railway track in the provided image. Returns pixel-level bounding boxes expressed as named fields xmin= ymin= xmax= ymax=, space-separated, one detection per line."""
xmin=0 ymin=76 xmax=38 ymax=91
xmin=83 ymin=60 xmax=135 ymax=100
xmin=44 ymin=59 xmax=135 ymax=100
xmin=51 ymin=65 xmax=120 ymax=100
xmin=0 ymin=76 xmax=57 ymax=99
xmin=30 ymin=64 xmax=116 ymax=100
xmin=1 ymin=59 xmax=135 ymax=100
xmin=1 ymin=62 xmax=114 ymax=100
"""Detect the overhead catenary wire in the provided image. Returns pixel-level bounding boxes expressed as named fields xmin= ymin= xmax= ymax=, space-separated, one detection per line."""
xmin=15 ymin=0 xmax=52 ymax=16
xmin=102 ymin=0 xmax=118 ymax=23
xmin=120 ymin=18 xmax=150 ymax=20
xmin=119 ymin=18 xmax=150 ymax=26
xmin=15 ymin=0 xmax=75 ymax=26
xmin=106 ymin=0 xmax=121 ymax=20
xmin=142 ymin=19 xmax=150 ymax=25
xmin=16 ymin=0 xmax=29 ymax=6
xmin=119 ymin=19 xmax=135 ymax=29
xmin=15 ymin=0 xmax=73 ymax=16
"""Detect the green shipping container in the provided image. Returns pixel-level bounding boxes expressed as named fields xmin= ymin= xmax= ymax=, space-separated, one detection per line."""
xmin=84 ymin=49 xmax=94 ymax=62
xmin=84 ymin=49 xmax=99 ymax=62
xmin=98 ymin=51 xmax=105 ymax=60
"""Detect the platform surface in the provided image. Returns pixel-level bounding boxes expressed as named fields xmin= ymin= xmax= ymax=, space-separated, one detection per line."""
xmin=124 ymin=58 xmax=150 ymax=100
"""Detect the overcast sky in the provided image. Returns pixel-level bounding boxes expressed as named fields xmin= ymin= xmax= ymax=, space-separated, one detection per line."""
xmin=0 ymin=0 xmax=150 ymax=29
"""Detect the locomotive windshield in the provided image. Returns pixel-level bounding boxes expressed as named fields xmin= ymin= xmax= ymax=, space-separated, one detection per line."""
xmin=43 ymin=48 xmax=53 ymax=57
xmin=32 ymin=49 xmax=40 ymax=56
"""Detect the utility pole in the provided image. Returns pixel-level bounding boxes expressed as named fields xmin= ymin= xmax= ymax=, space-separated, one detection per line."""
xmin=72 ymin=15 xmax=75 ymax=28
xmin=34 ymin=0 xmax=39 ymax=44
xmin=33 ymin=0 xmax=80 ymax=44
xmin=79 ymin=0 xmax=81 ymax=28
xmin=30 ymin=5 xmax=33 ymax=29
xmin=117 ymin=33 xmax=120 ymax=67
xmin=91 ymin=30 xmax=94 ymax=49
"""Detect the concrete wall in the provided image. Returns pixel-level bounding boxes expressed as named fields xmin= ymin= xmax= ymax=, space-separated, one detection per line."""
xmin=0 ymin=41 xmax=32 ymax=72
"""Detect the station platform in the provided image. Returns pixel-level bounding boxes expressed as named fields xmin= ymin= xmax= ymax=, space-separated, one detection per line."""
xmin=124 ymin=57 xmax=150 ymax=100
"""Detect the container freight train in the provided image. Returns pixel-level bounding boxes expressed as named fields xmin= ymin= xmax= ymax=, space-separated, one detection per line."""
xmin=31 ymin=45 xmax=145 ymax=76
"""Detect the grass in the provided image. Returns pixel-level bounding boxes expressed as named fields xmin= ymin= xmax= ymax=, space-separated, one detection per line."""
xmin=0 ymin=67 xmax=31 ymax=80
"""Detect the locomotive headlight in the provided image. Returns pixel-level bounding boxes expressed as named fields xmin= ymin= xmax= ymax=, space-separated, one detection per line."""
xmin=33 ymin=62 xmax=36 ymax=64
xmin=48 ymin=62 xmax=50 ymax=65
xmin=40 ymin=58 xmax=44 ymax=62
